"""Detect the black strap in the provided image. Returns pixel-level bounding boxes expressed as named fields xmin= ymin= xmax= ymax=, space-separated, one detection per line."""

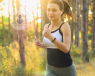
xmin=59 ymin=22 xmax=65 ymax=29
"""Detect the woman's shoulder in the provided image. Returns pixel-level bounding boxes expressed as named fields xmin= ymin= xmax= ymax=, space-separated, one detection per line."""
xmin=60 ymin=22 xmax=71 ymax=34
xmin=61 ymin=22 xmax=70 ymax=29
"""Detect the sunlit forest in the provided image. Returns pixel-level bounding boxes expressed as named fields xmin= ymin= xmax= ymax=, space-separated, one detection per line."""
xmin=0 ymin=0 xmax=95 ymax=76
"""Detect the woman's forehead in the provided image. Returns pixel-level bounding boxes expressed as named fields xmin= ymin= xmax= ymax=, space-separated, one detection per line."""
xmin=47 ymin=3 xmax=60 ymax=9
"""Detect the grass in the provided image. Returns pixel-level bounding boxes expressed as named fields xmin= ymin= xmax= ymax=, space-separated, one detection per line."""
xmin=73 ymin=57 xmax=95 ymax=76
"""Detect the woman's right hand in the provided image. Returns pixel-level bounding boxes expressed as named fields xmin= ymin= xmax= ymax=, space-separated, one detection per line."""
xmin=34 ymin=36 xmax=42 ymax=48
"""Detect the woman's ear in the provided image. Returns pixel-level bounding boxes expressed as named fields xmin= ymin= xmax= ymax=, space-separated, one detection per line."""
xmin=60 ymin=10 xmax=64 ymax=15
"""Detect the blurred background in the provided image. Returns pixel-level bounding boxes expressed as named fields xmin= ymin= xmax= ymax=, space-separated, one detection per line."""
xmin=0 ymin=0 xmax=95 ymax=76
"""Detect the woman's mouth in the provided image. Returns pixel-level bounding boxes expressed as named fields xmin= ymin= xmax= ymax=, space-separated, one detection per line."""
xmin=49 ymin=16 xmax=53 ymax=18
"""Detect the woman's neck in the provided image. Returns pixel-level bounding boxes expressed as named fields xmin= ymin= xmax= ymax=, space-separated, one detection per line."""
xmin=51 ymin=19 xmax=62 ymax=28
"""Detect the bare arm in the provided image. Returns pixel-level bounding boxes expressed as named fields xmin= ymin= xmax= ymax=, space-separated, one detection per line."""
xmin=47 ymin=23 xmax=71 ymax=53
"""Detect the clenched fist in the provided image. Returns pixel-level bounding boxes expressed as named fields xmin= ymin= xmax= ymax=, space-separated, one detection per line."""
xmin=42 ymin=26 xmax=52 ymax=39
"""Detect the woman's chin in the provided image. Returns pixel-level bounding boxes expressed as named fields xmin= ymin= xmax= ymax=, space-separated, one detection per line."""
xmin=49 ymin=18 xmax=54 ymax=21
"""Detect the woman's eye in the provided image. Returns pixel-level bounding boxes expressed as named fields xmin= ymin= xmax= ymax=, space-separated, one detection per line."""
xmin=52 ymin=10 xmax=56 ymax=12
xmin=47 ymin=9 xmax=56 ymax=12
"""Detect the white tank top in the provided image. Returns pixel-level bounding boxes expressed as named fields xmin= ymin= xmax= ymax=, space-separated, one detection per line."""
xmin=43 ymin=22 xmax=64 ymax=48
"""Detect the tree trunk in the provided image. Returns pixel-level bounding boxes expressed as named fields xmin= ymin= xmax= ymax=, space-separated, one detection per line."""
xmin=35 ymin=2 xmax=38 ymax=38
xmin=40 ymin=0 xmax=50 ymax=58
xmin=81 ymin=0 xmax=89 ymax=62
xmin=72 ymin=0 xmax=76 ymax=44
xmin=71 ymin=0 xmax=74 ymax=44
xmin=2 ymin=10 xmax=5 ymax=46
xmin=16 ymin=0 xmax=26 ymax=67
xmin=24 ymin=1 xmax=27 ymax=41
xmin=12 ymin=0 xmax=17 ymax=43
xmin=74 ymin=0 xmax=78 ymax=46
xmin=32 ymin=12 xmax=36 ymax=37
xmin=8 ymin=0 xmax=11 ymax=47
xmin=40 ymin=0 xmax=50 ymax=42
xmin=92 ymin=0 xmax=95 ymax=51
xmin=76 ymin=0 xmax=80 ymax=47
xmin=18 ymin=30 xmax=26 ymax=67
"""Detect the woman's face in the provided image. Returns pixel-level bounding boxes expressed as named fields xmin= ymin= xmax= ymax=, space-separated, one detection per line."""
xmin=47 ymin=3 xmax=61 ymax=21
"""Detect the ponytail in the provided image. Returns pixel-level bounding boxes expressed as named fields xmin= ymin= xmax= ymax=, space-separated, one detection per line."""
xmin=61 ymin=0 xmax=76 ymax=22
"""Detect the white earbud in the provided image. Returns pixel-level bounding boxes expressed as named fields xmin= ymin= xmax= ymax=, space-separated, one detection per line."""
xmin=60 ymin=12 xmax=62 ymax=15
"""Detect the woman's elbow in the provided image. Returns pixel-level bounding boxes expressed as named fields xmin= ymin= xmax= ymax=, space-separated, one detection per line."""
xmin=63 ymin=48 xmax=69 ymax=53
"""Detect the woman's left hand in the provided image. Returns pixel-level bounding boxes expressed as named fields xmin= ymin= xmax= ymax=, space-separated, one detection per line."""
xmin=42 ymin=26 xmax=52 ymax=39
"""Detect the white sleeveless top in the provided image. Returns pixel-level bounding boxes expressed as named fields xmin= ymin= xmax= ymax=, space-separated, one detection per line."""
xmin=43 ymin=23 xmax=64 ymax=48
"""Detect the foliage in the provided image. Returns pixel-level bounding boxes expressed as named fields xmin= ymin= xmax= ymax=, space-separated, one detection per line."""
xmin=0 ymin=31 xmax=95 ymax=76
xmin=0 ymin=26 xmax=13 ymax=46
xmin=23 ymin=24 xmax=41 ymax=41
xmin=70 ymin=39 xmax=95 ymax=58
xmin=88 ymin=33 xmax=92 ymax=40
xmin=0 ymin=16 xmax=9 ymax=24
xmin=70 ymin=43 xmax=82 ymax=57
xmin=0 ymin=40 xmax=47 ymax=76
xmin=0 ymin=39 xmax=95 ymax=76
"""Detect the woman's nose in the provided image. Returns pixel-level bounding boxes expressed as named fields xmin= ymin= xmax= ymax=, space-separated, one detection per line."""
xmin=49 ymin=11 xmax=53 ymax=14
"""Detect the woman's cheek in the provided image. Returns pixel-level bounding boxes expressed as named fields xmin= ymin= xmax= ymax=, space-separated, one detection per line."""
xmin=47 ymin=12 xmax=49 ymax=17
